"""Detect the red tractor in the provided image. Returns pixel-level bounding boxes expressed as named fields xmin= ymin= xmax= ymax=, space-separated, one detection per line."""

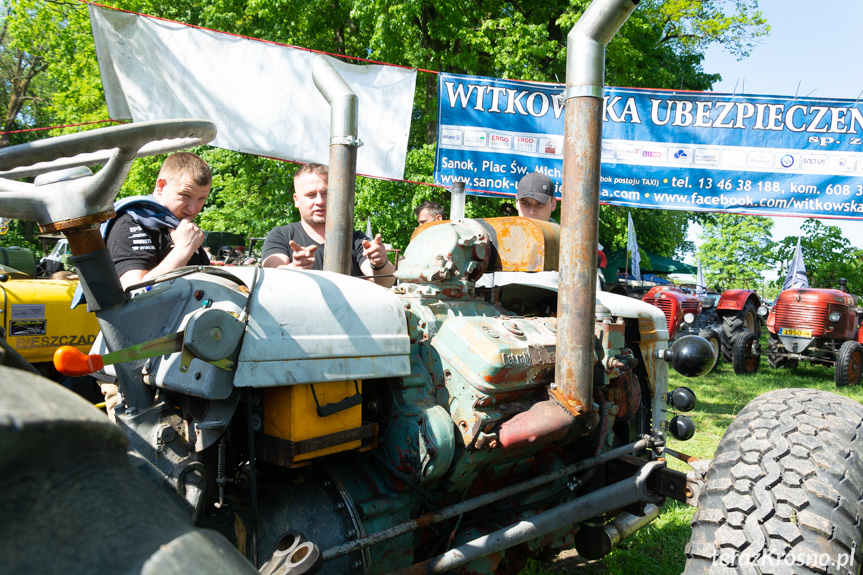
xmin=734 ymin=283 xmax=863 ymax=385
xmin=710 ymin=289 xmax=762 ymax=363
xmin=642 ymin=285 xmax=702 ymax=340
xmin=643 ymin=286 xmax=762 ymax=372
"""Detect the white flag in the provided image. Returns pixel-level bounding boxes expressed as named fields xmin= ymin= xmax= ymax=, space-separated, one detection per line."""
xmin=627 ymin=213 xmax=641 ymax=282
xmin=89 ymin=5 xmax=417 ymax=179
xmin=782 ymin=237 xmax=809 ymax=291
xmin=695 ymin=259 xmax=707 ymax=295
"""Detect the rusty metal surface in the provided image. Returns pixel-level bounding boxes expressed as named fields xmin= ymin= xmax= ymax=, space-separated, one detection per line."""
xmin=498 ymin=399 xmax=574 ymax=449
xmin=62 ymin=224 xmax=110 ymax=256
xmin=477 ymin=217 xmax=559 ymax=271
xmin=323 ymin=144 xmax=357 ymax=275
xmin=322 ymin=437 xmax=652 ymax=563
xmin=553 ymin=98 xmax=603 ymax=417
xmin=410 ymin=217 xmax=559 ymax=273
xmin=41 ymin=210 xmax=114 ymax=235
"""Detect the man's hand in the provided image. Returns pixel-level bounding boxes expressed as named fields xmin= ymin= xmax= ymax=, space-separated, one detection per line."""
xmin=170 ymin=219 xmax=205 ymax=254
xmin=362 ymin=234 xmax=389 ymax=270
xmin=287 ymin=240 xmax=317 ymax=269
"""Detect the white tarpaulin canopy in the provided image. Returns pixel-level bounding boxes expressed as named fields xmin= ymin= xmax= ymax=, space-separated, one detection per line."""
xmin=89 ymin=5 xmax=417 ymax=179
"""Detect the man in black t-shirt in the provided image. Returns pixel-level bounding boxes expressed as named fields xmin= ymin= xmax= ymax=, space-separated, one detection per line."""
xmin=262 ymin=163 xmax=395 ymax=287
xmin=105 ymin=152 xmax=212 ymax=289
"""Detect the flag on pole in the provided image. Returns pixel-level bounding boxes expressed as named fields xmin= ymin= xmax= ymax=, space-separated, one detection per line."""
xmin=695 ymin=259 xmax=707 ymax=295
xmin=627 ymin=213 xmax=641 ymax=282
xmin=782 ymin=237 xmax=809 ymax=291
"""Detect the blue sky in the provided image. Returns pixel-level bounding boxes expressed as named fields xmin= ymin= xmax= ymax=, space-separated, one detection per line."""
xmin=692 ymin=0 xmax=863 ymax=251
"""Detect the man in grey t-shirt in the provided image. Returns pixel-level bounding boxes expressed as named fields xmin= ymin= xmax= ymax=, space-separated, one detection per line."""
xmin=262 ymin=163 xmax=395 ymax=287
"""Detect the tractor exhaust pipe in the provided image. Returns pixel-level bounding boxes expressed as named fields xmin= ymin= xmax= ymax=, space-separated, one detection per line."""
xmin=552 ymin=0 xmax=639 ymax=416
xmin=312 ymin=56 xmax=362 ymax=276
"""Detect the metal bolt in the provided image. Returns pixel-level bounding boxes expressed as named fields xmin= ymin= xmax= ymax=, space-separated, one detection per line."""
xmin=345 ymin=529 xmax=357 ymax=539
xmin=210 ymin=327 xmax=222 ymax=341
xmin=157 ymin=425 xmax=176 ymax=444
xmin=351 ymin=560 xmax=363 ymax=569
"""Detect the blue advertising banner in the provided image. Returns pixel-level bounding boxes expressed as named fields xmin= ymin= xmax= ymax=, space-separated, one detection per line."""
xmin=434 ymin=72 xmax=863 ymax=219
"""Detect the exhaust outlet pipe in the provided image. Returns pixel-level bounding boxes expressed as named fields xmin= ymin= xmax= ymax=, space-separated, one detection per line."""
xmin=552 ymin=0 xmax=639 ymax=417
xmin=312 ymin=56 xmax=362 ymax=276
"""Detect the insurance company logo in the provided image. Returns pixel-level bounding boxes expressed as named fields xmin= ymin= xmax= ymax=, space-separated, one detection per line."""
xmin=669 ymin=148 xmax=693 ymax=164
xmin=641 ymin=147 xmax=666 ymax=161
xmin=540 ymin=138 xmax=562 ymax=155
xmin=464 ymin=130 xmax=488 ymax=147
xmin=600 ymin=143 xmax=616 ymax=160
xmin=514 ymin=136 xmax=537 ymax=153
xmin=778 ymin=154 xmax=795 ymax=168
xmin=616 ymin=144 xmax=641 ymax=161
xmin=440 ymin=129 xmax=463 ymax=147
xmin=694 ymin=149 xmax=719 ymax=165
xmin=801 ymin=155 xmax=827 ymax=170
xmin=747 ymin=151 xmax=773 ymax=168
xmin=489 ymin=133 xmax=512 ymax=150
xmin=831 ymin=156 xmax=855 ymax=171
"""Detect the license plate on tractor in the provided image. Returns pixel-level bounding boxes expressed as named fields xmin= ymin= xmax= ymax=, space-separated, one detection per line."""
xmin=778 ymin=328 xmax=812 ymax=337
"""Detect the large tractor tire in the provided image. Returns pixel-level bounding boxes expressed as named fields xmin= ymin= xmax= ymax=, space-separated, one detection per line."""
xmin=684 ymin=388 xmax=863 ymax=574
xmin=731 ymin=332 xmax=759 ymax=375
xmin=835 ymin=340 xmax=863 ymax=387
xmin=0 ymin=365 xmax=258 ymax=575
xmin=698 ymin=328 xmax=721 ymax=372
xmin=718 ymin=301 xmax=760 ymax=363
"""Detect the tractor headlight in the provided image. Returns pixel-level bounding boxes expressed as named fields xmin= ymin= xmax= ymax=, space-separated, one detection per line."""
xmin=829 ymin=311 xmax=841 ymax=323
xmin=683 ymin=313 xmax=695 ymax=324
xmin=757 ymin=305 xmax=769 ymax=317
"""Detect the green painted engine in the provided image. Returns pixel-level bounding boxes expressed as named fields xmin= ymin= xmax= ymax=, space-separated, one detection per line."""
xmin=166 ymin=216 xmax=705 ymax=574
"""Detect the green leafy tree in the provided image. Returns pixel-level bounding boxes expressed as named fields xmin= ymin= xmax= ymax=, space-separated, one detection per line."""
xmin=697 ymin=214 xmax=775 ymax=291
xmin=775 ymin=219 xmax=863 ymax=292
xmin=4 ymin=0 xmax=771 ymax=254
xmin=0 ymin=0 xmax=104 ymax=145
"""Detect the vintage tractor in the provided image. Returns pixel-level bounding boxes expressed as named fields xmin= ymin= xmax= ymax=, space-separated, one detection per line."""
xmin=0 ymin=243 xmax=101 ymax=400
xmin=641 ymin=283 xmax=763 ymax=374
xmin=641 ymin=285 xmax=708 ymax=343
xmin=1 ymin=118 xmax=720 ymax=573
xmin=3 ymin=1 xmax=863 ymax=573
xmin=737 ymin=284 xmax=863 ymax=385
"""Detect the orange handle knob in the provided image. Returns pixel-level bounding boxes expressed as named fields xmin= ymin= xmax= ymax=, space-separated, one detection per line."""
xmin=53 ymin=345 xmax=105 ymax=377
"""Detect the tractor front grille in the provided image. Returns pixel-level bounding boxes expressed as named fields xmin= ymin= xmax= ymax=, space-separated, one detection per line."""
xmin=772 ymin=303 xmax=827 ymax=336
xmin=654 ymin=299 xmax=674 ymax=331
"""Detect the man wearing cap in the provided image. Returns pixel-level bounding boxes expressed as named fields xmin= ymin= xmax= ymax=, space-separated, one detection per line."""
xmin=515 ymin=172 xmax=557 ymax=221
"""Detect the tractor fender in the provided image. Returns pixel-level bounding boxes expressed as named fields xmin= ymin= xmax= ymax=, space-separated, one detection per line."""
xmin=716 ymin=289 xmax=758 ymax=313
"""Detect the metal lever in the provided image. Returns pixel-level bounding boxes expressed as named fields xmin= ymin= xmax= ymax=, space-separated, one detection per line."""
xmin=54 ymin=332 xmax=184 ymax=376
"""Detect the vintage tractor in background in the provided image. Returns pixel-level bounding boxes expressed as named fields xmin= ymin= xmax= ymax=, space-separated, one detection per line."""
xmin=737 ymin=283 xmax=863 ymax=385
xmin=642 ymin=283 xmax=763 ymax=373
xmin=0 ymin=243 xmax=100 ymax=400
xmin=641 ymin=285 xmax=703 ymax=342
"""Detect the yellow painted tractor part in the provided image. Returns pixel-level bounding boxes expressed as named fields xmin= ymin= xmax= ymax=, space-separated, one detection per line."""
xmin=1 ymin=278 xmax=99 ymax=365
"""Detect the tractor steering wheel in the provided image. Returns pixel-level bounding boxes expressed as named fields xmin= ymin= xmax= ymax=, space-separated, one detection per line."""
xmin=0 ymin=119 xmax=217 ymax=226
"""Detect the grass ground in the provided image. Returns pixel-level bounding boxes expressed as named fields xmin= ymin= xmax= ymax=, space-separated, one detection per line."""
xmin=520 ymin=336 xmax=863 ymax=575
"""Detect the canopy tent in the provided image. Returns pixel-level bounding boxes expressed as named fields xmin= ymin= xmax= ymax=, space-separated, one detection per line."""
xmin=603 ymin=248 xmax=696 ymax=284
